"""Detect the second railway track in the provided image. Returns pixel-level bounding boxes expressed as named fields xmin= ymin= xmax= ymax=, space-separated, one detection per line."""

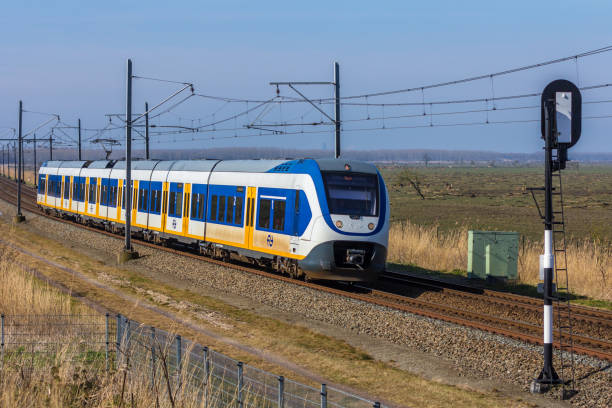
xmin=1 ymin=175 xmax=611 ymax=362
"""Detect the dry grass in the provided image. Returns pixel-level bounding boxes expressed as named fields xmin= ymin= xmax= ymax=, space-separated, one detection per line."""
xmin=0 ymin=166 xmax=36 ymax=186
xmin=0 ymin=246 xmax=89 ymax=315
xmin=0 ymin=248 xmax=244 ymax=407
xmin=388 ymin=221 xmax=612 ymax=302
xmin=0 ymin=333 xmax=246 ymax=408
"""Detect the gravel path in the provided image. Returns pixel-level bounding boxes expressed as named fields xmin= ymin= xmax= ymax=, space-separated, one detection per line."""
xmin=4 ymin=200 xmax=611 ymax=408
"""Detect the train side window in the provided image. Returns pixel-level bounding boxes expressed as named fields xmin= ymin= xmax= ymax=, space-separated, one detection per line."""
xmin=250 ymin=198 xmax=255 ymax=226
xmin=198 ymin=195 xmax=205 ymax=219
xmin=169 ymin=191 xmax=176 ymax=216
xmin=176 ymin=192 xmax=182 ymax=217
xmin=227 ymin=197 xmax=234 ymax=224
xmin=258 ymin=199 xmax=271 ymax=229
xmin=100 ymin=185 xmax=106 ymax=206
xmin=143 ymin=189 xmax=149 ymax=211
xmin=175 ymin=191 xmax=183 ymax=217
xmin=155 ymin=190 xmax=162 ymax=212
xmin=89 ymin=182 xmax=96 ymax=203
xmin=191 ymin=193 xmax=198 ymax=219
xmin=272 ymin=200 xmax=286 ymax=231
xmin=64 ymin=180 xmax=70 ymax=200
xmin=138 ymin=188 xmax=144 ymax=211
xmin=219 ymin=196 xmax=226 ymax=222
xmin=235 ymin=196 xmax=243 ymax=225
xmin=210 ymin=195 xmax=218 ymax=221
xmin=246 ymin=197 xmax=251 ymax=226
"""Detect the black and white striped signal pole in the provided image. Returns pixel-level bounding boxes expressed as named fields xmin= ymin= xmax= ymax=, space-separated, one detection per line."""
xmin=536 ymin=97 xmax=559 ymax=387
xmin=532 ymin=79 xmax=581 ymax=394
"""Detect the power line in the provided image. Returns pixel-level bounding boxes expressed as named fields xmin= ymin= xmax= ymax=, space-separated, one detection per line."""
xmin=340 ymin=45 xmax=612 ymax=100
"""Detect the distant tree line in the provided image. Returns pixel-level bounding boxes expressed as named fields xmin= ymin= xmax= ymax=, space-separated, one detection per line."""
xmin=18 ymin=146 xmax=612 ymax=166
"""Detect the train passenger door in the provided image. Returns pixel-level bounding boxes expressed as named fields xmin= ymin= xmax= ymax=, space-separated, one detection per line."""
xmin=165 ymin=182 xmax=183 ymax=234
xmin=161 ymin=182 xmax=168 ymax=233
xmin=244 ymin=187 xmax=256 ymax=249
xmin=290 ymin=188 xmax=301 ymax=253
xmin=182 ymin=183 xmax=191 ymax=236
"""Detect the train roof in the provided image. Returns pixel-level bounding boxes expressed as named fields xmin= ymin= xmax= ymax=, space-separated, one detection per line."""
xmin=41 ymin=158 xmax=379 ymax=174
xmin=314 ymin=158 xmax=378 ymax=174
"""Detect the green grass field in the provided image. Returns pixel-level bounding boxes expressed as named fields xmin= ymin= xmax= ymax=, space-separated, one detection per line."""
xmin=381 ymin=164 xmax=612 ymax=243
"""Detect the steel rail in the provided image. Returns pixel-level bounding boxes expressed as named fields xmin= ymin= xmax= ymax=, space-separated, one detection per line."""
xmin=380 ymin=272 xmax=612 ymax=327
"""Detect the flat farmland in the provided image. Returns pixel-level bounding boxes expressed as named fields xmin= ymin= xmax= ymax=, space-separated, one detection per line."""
xmin=381 ymin=165 xmax=612 ymax=243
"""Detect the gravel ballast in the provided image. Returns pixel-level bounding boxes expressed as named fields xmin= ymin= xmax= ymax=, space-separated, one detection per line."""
xmin=3 ymin=200 xmax=611 ymax=408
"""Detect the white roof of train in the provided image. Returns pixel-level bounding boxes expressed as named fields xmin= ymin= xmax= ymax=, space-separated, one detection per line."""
xmin=41 ymin=158 xmax=378 ymax=174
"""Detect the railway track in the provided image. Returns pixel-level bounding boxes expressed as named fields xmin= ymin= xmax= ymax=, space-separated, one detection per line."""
xmin=1 ymin=175 xmax=611 ymax=362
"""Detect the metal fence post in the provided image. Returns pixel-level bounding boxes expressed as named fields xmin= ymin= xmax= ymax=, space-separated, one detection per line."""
xmin=126 ymin=318 xmax=131 ymax=349
xmin=320 ymin=384 xmax=327 ymax=408
xmin=237 ymin=362 xmax=244 ymax=408
xmin=150 ymin=327 xmax=156 ymax=389
xmin=203 ymin=346 xmax=210 ymax=408
xmin=278 ymin=376 xmax=284 ymax=408
xmin=115 ymin=314 xmax=122 ymax=368
xmin=176 ymin=335 xmax=182 ymax=390
xmin=105 ymin=313 xmax=109 ymax=371
xmin=1 ymin=314 xmax=4 ymax=371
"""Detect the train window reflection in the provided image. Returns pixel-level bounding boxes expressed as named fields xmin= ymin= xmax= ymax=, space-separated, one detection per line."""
xmin=322 ymin=172 xmax=378 ymax=217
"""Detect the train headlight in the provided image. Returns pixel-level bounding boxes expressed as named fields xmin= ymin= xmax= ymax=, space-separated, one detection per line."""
xmin=335 ymin=220 xmax=343 ymax=229
xmin=368 ymin=223 xmax=375 ymax=230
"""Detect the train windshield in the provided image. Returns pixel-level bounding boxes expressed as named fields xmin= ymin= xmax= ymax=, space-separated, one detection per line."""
xmin=322 ymin=172 xmax=378 ymax=217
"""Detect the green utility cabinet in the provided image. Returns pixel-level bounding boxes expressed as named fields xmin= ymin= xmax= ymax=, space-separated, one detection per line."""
xmin=467 ymin=231 xmax=519 ymax=280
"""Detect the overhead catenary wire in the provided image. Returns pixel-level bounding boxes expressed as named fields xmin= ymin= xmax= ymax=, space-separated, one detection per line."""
xmin=339 ymin=44 xmax=612 ymax=100
xmin=142 ymin=94 xmax=612 ymax=137
xmin=185 ymin=45 xmax=612 ymax=105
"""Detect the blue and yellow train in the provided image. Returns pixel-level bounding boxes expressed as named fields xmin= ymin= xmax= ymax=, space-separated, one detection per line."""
xmin=37 ymin=158 xmax=389 ymax=281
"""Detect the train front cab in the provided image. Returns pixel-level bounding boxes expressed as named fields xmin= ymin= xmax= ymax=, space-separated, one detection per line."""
xmin=298 ymin=160 xmax=389 ymax=282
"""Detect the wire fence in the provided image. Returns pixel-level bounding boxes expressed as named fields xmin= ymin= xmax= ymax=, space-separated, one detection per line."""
xmin=0 ymin=313 xmax=385 ymax=408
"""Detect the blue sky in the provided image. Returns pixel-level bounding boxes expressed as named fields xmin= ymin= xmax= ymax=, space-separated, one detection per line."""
xmin=1 ymin=1 xmax=612 ymax=155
